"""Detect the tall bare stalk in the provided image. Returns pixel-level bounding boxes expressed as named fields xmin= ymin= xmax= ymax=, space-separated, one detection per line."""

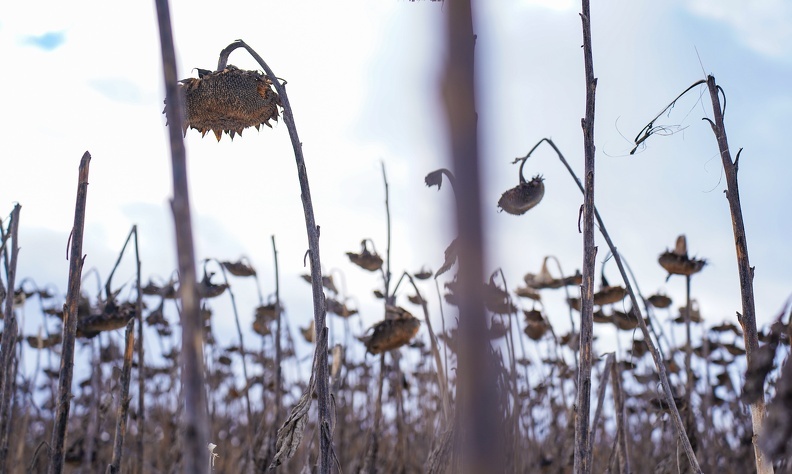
xmin=154 ymin=1 xmax=209 ymax=472
xmin=703 ymin=74 xmax=772 ymax=474
xmin=443 ymin=1 xmax=503 ymax=471
xmin=49 ymin=151 xmax=91 ymax=474
xmin=630 ymin=74 xmax=768 ymax=472
xmin=574 ymin=0 xmax=597 ymax=472
xmin=0 ymin=204 xmax=21 ymax=474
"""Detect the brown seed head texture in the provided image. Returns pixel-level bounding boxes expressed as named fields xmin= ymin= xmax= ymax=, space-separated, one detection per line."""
xmin=173 ymin=65 xmax=281 ymax=141
xmin=361 ymin=308 xmax=421 ymax=354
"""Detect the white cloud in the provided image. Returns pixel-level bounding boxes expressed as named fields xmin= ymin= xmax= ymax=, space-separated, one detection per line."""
xmin=686 ymin=0 xmax=792 ymax=58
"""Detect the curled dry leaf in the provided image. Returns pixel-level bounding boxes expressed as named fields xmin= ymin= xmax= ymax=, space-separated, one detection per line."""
xmin=523 ymin=309 xmax=544 ymax=323
xmin=673 ymin=301 xmax=702 ymax=324
xmin=413 ymin=267 xmax=433 ymax=280
xmin=269 ymin=345 xmax=320 ymax=469
xmin=170 ymin=65 xmax=281 ymax=141
xmin=515 ymin=286 xmax=541 ymax=301
xmin=300 ymin=320 xmax=315 ymax=344
xmin=484 ymin=278 xmax=516 ymax=315
xmin=497 ymin=175 xmax=545 ymax=215
xmin=198 ymin=272 xmax=229 ymax=299
xmin=436 ymin=238 xmax=458 ymax=278
xmin=26 ymin=333 xmax=62 ymax=350
xmin=326 ymin=298 xmax=358 ymax=318
xmin=489 ymin=318 xmax=510 ymax=340
xmin=612 ymin=309 xmax=640 ymax=331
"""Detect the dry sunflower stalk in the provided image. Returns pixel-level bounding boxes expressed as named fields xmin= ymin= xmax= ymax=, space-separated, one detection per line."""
xmin=167 ymin=65 xmax=281 ymax=141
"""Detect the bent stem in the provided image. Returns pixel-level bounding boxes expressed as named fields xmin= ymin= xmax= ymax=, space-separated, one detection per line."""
xmin=217 ymin=39 xmax=332 ymax=472
xmin=518 ymin=138 xmax=701 ymax=472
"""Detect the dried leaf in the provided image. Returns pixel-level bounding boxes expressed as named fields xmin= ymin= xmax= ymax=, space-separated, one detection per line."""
xmin=436 ymin=238 xmax=458 ymax=278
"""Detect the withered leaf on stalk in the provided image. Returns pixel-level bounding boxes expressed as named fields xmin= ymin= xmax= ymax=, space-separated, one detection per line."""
xmin=198 ymin=272 xmax=229 ymax=299
xmin=484 ymin=277 xmax=516 ymax=315
xmin=436 ymin=238 xmax=459 ymax=278
xmin=742 ymin=340 xmax=779 ymax=404
xmin=269 ymin=345 xmax=320 ymax=469
xmin=413 ymin=267 xmax=433 ymax=280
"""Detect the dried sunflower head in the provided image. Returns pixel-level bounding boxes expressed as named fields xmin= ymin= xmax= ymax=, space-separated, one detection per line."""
xmin=498 ymin=175 xmax=545 ymax=215
xmin=169 ymin=65 xmax=281 ymax=141
xmin=346 ymin=240 xmax=384 ymax=272
xmin=592 ymin=285 xmax=627 ymax=306
xmin=647 ymin=293 xmax=673 ymax=309
xmin=658 ymin=234 xmax=706 ymax=277
xmin=359 ymin=310 xmax=421 ymax=354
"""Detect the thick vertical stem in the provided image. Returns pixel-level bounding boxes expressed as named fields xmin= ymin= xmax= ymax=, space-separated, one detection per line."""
xmin=49 ymin=152 xmax=91 ymax=474
xmin=705 ymin=74 xmax=772 ymax=474
xmin=575 ymin=1 xmax=597 ymax=472
xmin=154 ymin=2 xmax=209 ymax=472
xmin=0 ymin=204 xmax=21 ymax=474
xmin=443 ymin=1 xmax=503 ymax=471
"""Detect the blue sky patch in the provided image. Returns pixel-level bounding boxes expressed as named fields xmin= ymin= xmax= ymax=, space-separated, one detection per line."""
xmin=23 ymin=31 xmax=66 ymax=51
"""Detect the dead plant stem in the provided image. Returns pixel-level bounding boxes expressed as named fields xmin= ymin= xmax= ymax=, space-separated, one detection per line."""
xmin=49 ymin=152 xmax=91 ymax=474
xmin=0 ymin=204 xmax=21 ymax=474
xmin=154 ymin=1 xmax=210 ymax=471
xmin=703 ymin=75 xmax=771 ymax=474
xmin=574 ymin=1 xmax=597 ymax=472
xmin=217 ymin=39 xmax=332 ymax=472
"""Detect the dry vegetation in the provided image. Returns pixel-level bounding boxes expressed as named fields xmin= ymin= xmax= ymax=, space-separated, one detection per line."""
xmin=1 ymin=1 xmax=791 ymax=474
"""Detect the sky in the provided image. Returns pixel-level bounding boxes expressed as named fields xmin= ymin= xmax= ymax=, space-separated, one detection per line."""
xmin=1 ymin=0 xmax=791 ymax=376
